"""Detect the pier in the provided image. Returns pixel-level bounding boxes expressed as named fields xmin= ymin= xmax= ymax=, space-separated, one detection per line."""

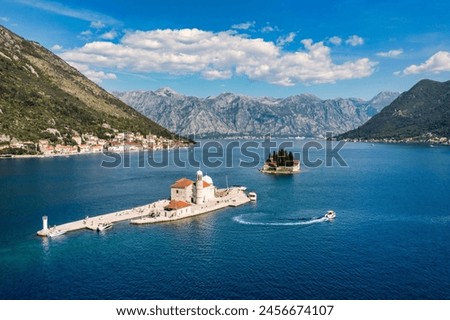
xmin=37 ymin=187 xmax=251 ymax=237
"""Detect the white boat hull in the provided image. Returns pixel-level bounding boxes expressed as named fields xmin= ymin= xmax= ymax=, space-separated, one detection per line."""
xmin=248 ymin=192 xmax=257 ymax=201
xmin=47 ymin=229 xmax=66 ymax=237
xmin=97 ymin=223 xmax=113 ymax=231
xmin=324 ymin=210 xmax=336 ymax=220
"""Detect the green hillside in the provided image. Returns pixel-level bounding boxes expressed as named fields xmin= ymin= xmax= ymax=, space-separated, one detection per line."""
xmin=337 ymin=79 xmax=450 ymax=142
xmin=0 ymin=25 xmax=183 ymax=154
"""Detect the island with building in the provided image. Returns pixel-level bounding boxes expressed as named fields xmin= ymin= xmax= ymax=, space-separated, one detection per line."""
xmin=260 ymin=148 xmax=300 ymax=174
xmin=37 ymin=170 xmax=254 ymax=237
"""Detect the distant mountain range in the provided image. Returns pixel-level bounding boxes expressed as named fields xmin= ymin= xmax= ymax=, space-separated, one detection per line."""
xmin=114 ymin=89 xmax=399 ymax=138
xmin=337 ymin=79 xmax=450 ymax=143
xmin=0 ymin=26 xmax=180 ymax=154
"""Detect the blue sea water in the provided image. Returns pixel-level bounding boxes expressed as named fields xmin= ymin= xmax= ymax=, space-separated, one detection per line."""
xmin=0 ymin=141 xmax=449 ymax=299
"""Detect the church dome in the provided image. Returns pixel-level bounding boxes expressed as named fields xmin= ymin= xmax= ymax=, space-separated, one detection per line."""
xmin=203 ymin=175 xmax=213 ymax=185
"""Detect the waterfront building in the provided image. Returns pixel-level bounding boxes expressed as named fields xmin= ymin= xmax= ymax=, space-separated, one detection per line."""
xmin=170 ymin=170 xmax=215 ymax=204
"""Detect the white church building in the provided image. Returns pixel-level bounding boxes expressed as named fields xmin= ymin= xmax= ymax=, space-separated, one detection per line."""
xmin=164 ymin=170 xmax=216 ymax=217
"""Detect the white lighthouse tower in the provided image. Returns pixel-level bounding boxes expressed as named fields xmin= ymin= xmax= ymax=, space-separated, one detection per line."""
xmin=195 ymin=170 xmax=204 ymax=204
xmin=42 ymin=216 xmax=48 ymax=231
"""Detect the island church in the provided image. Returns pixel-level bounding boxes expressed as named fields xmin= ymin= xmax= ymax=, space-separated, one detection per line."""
xmin=164 ymin=170 xmax=216 ymax=217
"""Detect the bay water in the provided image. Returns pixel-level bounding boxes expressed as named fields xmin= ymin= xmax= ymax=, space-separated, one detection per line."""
xmin=0 ymin=141 xmax=449 ymax=299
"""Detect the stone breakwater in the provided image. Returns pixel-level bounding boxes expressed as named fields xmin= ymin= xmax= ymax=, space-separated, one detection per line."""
xmin=37 ymin=187 xmax=251 ymax=237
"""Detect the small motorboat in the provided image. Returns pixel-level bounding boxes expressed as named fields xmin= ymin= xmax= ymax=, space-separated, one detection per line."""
xmin=248 ymin=192 xmax=257 ymax=201
xmin=47 ymin=229 xmax=67 ymax=238
xmin=97 ymin=222 xmax=113 ymax=231
xmin=324 ymin=210 xmax=336 ymax=220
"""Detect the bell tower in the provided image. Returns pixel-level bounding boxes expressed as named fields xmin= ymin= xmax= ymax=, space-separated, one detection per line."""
xmin=195 ymin=170 xmax=204 ymax=204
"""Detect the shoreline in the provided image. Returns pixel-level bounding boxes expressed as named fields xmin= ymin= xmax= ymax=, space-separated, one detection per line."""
xmin=0 ymin=146 xmax=193 ymax=160
xmin=336 ymin=138 xmax=449 ymax=146
xmin=259 ymin=170 xmax=301 ymax=175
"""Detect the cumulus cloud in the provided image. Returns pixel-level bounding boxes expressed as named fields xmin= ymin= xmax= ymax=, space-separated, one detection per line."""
xmin=62 ymin=28 xmax=376 ymax=86
xmin=68 ymin=61 xmax=117 ymax=83
xmin=346 ymin=35 xmax=364 ymax=46
xmin=276 ymin=32 xmax=296 ymax=47
xmin=51 ymin=44 xmax=63 ymax=51
xmin=231 ymin=21 xmax=255 ymax=30
xmin=377 ymin=49 xmax=403 ymax=57
xmin=100 ymin=30 xmax=118 ymax=40
xmin=402 ymin=51 xmax=450 ymax=75
xmin=329 ymin=36 xmax=342 ymax=46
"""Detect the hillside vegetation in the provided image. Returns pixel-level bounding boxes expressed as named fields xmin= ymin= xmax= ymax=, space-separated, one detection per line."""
xmin=337 ymin=79 xmax=450 ymax=143
xmin=0 ymin=26 xmax=180 ymax=154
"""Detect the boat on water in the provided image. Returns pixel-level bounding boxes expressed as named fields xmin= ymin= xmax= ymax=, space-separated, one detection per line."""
xmin=248 ymin=192 xmax=257 ymax=201
xmin=97 ymin=222 xmax=113 ymax=231
xmin=324 ymin=210 xmax=336 ymax=220
xmin=47 ymin=229 xmax=67 ymax=238
xmin=232 ymin=185 xmax=247 ymax=191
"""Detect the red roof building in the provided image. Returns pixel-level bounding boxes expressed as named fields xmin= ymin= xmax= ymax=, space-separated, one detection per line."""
xmin=164 ymin=200 xmax=192 ymax=210
xmin=171 ymin=178 xmax=194 ymax=189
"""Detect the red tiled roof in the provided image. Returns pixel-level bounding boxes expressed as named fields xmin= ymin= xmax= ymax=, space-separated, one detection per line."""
xmin=171 ymin=178 xmax=211 ymax=188
xmin=164 ymin=200 xmax=192 ymax=210
xmin=171 ymin=178 xmax=194 ymax=188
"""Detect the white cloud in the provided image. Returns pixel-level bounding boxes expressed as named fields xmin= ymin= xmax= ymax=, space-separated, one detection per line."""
xmin=345 ymin=35 xmax=364 ymax=46
xmin=231 ymin=21 xmax=255 ymax=30
xmin=261 ymin=26 xmax=274 ymax=33
xmin=0 ymin=17 xmax=10 ymax=22
xmin=78 ymin=29 xmax=93 ymax=40
xmin=90 ymin=21 xmax=105 ymax=29
xmin=100 ymin=30 xmax=117 ymax=40
xmin=329 ymin=36 xmax=342 ymax=46
xmin=51 ymin=44 xmax=63 ymax=51
xmin=17 ymin=0 xmax=118 ymax=25
xmin=261 ymin=24 xmax=280 ymax=33
xmin=377 ymin=49 xmax=403 ymax=57
xmin=202 ymin=69 xmax=233 ymax=80
xmin=68 ymin=62 xmax=117 ymax=83
xmin=276 ymin=32 xmax=296 ymax=47
xmin=62 ymin=28 xmax=376 ymax=86
xmin=402 ymin=51 xmax=450 ymax=75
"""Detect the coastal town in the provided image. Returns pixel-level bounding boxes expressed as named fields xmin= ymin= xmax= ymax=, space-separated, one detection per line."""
xmin=339 ymin=133 xmax=450 ymax=146
xmin=0 ymin=130 xmax=189 ymax=157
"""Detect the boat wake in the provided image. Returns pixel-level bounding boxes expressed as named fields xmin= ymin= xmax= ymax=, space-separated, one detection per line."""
xmin=233 ymin=214 xmax=327 ymax=226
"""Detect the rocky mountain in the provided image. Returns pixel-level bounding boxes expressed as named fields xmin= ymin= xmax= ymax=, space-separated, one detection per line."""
xmin=114 ymin=88 xmax=399 ymax=138
xmin=0 ymin=26 xmax=181 ymax=154
xmin=337 ymin=79 xmax=450 ymax=142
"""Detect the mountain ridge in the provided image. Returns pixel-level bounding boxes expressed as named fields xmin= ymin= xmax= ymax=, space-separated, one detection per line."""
xmin=114 ymin=89 xmax=399 ymax=138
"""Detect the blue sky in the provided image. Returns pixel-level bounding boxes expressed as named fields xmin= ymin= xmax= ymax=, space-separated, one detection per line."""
xmin=1 ymin=0 xmax=450 ymax=99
